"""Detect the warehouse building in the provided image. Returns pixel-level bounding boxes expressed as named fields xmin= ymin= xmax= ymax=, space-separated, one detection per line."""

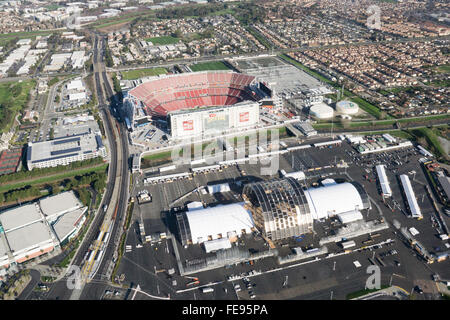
xmin=26 ymin=132 xmax=106 ymax=170
xmin=0 ymin=191 xmax=87 ymax=269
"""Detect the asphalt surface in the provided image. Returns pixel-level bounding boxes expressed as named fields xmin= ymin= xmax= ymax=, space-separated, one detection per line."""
xmin=113 ymin=135 xmax=449 ymax=300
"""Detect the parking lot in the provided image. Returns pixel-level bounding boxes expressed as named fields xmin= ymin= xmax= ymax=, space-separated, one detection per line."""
xmin=117 ymin=136 xmax=450 ymax=300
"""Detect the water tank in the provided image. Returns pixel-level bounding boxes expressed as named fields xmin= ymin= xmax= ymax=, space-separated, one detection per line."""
xmin=336 ymin=100 xmax=359 ymax=115
xmin=309 ymin=103 xmax=334 ymax=119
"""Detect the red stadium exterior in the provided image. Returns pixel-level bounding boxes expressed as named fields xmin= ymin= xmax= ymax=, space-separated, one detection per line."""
xmin=128 ymin=71 xmax=258 ymax=118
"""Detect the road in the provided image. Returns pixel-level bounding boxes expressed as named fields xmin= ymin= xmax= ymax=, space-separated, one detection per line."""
xmin=39 ymin=33 xmax=130 ymax=300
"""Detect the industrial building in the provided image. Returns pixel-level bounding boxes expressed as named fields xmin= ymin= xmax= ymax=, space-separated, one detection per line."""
xmin=26 ymin=132 xmax=107 ymax=170
xmin=399 ymin=174 xmax=423 ymax=219
xmin=0 ymin=191 xmax=87 ymax=269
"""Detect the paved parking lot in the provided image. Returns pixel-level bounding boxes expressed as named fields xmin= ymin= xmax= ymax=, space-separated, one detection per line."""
xmin=116 ymin=136 xmax=449 ymax=300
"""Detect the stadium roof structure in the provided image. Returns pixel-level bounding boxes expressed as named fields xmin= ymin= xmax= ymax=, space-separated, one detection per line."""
xmin=128 ymin=71 xmax=257 ymax=117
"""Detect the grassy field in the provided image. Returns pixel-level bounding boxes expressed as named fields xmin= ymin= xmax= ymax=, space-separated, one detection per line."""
xmin=146 ymin=36 xmax=180 ymax=45
xmin=141 ymin=150 xmax=173 ymax=168
xmin=346 ymin=285 xmax=389 ymax=300
xmin=0 ymin=30 xmax=54 ymax=46
xmin=0 ymin=163 xmax=108 ymax=194
xmin=312 ymin=113 xmax=450 ymax=130
xmin=409 ymin=127 xmax=447 ymax=160
xmin=189 ymin=61 xmax=231 ymax=72
xmin=435 ymin=64 xmax=450 ymax=74
xmin=121 ymin=67 xmax=168 ymax=80
xmin=0 ymin=80 xmax=36 ymax=133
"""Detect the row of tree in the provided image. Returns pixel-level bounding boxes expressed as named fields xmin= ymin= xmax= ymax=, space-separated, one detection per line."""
xmin=0 ymin=185 xmax=41 ymax=203
xmin=156 ymin=3 xmax=228 ymax=19
xmin=0 ymin=157 xmax=104 ymax=184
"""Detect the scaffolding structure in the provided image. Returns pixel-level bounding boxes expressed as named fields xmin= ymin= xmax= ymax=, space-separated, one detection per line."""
xmin=243 ymin=177 xmax=313 ymax=241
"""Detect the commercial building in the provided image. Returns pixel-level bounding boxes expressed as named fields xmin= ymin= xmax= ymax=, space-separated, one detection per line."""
xmin=0 ymin=191 xmax=87 ymax=269
xmin=26 ymin=132 xmax=106 ymax=170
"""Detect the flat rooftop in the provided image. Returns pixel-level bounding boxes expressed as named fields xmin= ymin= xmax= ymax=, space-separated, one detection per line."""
xmin=51 ymin=207 xmax=86 ymax=243
xmin=0 ymin=204 xmax=42 ymax=232
xmin=39 ymin=191 xmax=84 ymax=219
xmin=27 ymin=132 xmax=104 ymax=165
xmin=6 ymin=220 xmax=54 ymax=253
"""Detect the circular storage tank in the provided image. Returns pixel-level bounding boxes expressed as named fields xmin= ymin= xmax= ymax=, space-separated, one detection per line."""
xmin=336 ymin=100 xmax=359 ymax=115
xmin=309 ymin=103 xmax=334 ymax=119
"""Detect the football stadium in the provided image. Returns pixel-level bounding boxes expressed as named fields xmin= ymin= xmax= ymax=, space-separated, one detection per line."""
xmin=123 ymin=71 xmax=277 ymax=140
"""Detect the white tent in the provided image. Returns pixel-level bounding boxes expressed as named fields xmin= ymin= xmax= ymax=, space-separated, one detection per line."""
xmin=305 ymin=183 xmax=364 ymax=220
xmin=186 ymin=203 xmax=254 ymax=244
xmin=203 ymin=238 xmax=232 ymax=253
xmin=337 ymin=210 xmax=363 ymax=224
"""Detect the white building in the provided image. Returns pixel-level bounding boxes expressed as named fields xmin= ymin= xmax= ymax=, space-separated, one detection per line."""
xmin=0 ymin=191 xmax=87 ymax=269
xmin=169 ymin=101 xmax=260 ymax=139
xmin=304 ymin=182 xmax=369 ymax=220
xmin=376 ymin=164 xmax=392 ymax=197
xmin=176 ymin=203 xmax=255 ymax=245
xmin=399 ymin=174 xmax=423 ymax=219
xmin=26 ymin=132 xmax=106 ymax=170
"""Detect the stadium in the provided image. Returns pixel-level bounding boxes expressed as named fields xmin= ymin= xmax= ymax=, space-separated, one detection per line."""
xmin=123 ymin=71 xmax=273 ymax=139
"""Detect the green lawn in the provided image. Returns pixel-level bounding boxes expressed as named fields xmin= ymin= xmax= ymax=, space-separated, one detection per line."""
xmin=0 ymin=30 xmax=54 ymax=46
xmin=346 ymin=285 xmax=389 ymax=300
xmin=409 ymin=127 xmax=447 ymax=159
xmin=189 ymin=61 xmax=231 ymax=72
xmin=0 ymin=163 xmax=108 ymax=194
xmin=0 ymin=80 xmax=36 ymax=133
xmin=121 ymin=67 xmax=168 ymax=80
xmin=146 ymin=36 xmax=180 ymax=45
xmin=435 ymin=64 xmax=450 ymax=74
